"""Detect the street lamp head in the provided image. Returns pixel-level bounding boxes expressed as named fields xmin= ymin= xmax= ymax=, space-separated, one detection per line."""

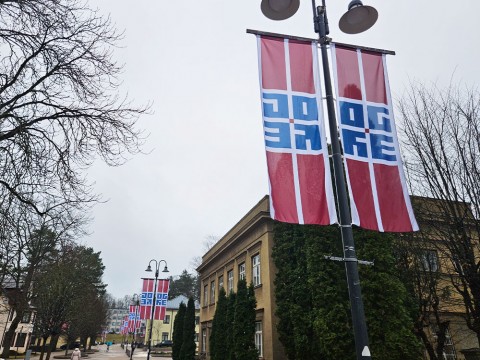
xmin=162 ymin=265 xmax=169 ymax=273
xmin=145 ymin=265 xmax=152 ymax=272
xmin=261 ymin=0 xmax=300 ymax=20
xmin=339 ymin=0 xmax=378 ymax=34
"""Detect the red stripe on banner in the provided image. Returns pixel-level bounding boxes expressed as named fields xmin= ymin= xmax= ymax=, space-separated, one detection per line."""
xmin=288 ymin=40 xmax=315 ymax=94
xmin=346 ymin=159 xmax=378 ymax=231
xmin=335 ymin=47 xmax=362 ymax=100
xmin=297 ymin=154 xmax=331 ymax=224
xmin=266 ymin=151 xmax=298 ymax=223
xmin=374 ymin=164 xmax=413 ymax=232
xmin=361 ymin=52 xmax=387 ymax=104
xmin=261 ymin=37 xmax=287 ymax=90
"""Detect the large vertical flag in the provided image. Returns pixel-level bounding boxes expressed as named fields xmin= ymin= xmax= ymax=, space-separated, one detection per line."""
xmin=256 ymin=34 xmax=336 ymax=225
xmin=331 ymin=44 xmax=418 ymax=232
xmin=139 ymin=278 xmax=170 ymax=320
xmin=128 ymin=305 xmax=140 ymax=333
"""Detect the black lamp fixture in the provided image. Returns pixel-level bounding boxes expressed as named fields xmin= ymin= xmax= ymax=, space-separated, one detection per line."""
xmin=261 ymin=0 xmax=300 ymax=20
xmin=261 ymin=0 xmax=378 ymax=35
xmin=339 ymin=0 xmax=378 ymax=34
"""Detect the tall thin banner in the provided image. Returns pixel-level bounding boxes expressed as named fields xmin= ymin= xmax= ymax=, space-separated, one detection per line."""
xmin=139 ymin=278 xmax=170 ymax=320
xmin=121 ymin=316 xmax=129 ymax=335
xmin=128 ymin=305 xmax=140 ymax=333
xmin=331 ymin=44 xmax=418 ymax=232
xmin=256 ymin=35 xmax=336 ymax=225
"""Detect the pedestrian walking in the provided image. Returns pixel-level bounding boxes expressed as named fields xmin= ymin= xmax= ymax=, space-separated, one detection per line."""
xmin=71 ymin=348 xmax=81 ymax=360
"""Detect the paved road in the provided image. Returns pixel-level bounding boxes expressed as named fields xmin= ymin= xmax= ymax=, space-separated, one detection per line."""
xmin=86 ymin=344 xmax=172 ymax=360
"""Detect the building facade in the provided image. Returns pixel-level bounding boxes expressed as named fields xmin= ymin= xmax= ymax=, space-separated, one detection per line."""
xmin=197 ymin=195 xmax=480 ymax=360
xmin=106 ymin=308 xmax=130 ymax=333
xmin=197 ymin=196 xmax=285 ymax=360
xmin=0 ymin=291 xmax=36 ymax=354
xmin=144 ymin=295 xmax=200 ymax=348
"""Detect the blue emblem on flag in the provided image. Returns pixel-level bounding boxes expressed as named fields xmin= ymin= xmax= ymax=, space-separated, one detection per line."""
xmin=262 ymin=91 xmax=323 ymax=152
xmin=141 ymin=291 xmax=153 ymax=305
xmin=339 ymin=100 xmax=397 ymax=162
xmin=141 ymin=291 xmax=168 ymax=306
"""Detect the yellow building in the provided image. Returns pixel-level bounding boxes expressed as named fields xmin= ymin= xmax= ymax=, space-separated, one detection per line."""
xmin=197 ymin=196 xmax=285 ymax=360
xmin=144 ymin=295 xmax=200 ymax=348
xmin=0 ymin=288 xmax=35 ymax=355
xmin=197 ymin=195 xmax=480 ymax=360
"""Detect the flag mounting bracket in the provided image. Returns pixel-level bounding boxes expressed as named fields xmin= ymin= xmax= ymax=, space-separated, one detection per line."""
xmin=324 ymin=255 xmax=374 ymax=266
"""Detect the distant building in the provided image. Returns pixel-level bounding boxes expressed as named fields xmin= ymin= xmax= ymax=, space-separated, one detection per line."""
xmin=144 ymin=295 xmax=200 ymax=347
xmin=106 ymin=308 xmax=129 ymax=333
xmin=0 ymin=288 xmax=36 ymax=354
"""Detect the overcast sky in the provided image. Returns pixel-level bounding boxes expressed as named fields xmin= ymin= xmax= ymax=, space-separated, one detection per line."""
xmin=83 ymin=0 xmax=480 ymax=299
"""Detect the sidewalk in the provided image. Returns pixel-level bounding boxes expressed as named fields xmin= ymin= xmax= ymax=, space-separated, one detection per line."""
xmin=87 ymin=344 xmax=171 ymax=360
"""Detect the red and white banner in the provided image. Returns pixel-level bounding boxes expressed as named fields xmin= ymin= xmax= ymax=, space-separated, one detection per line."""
xmin=331 ymin=44 xmax=418 ymax=232
xmin=139 ymin=278 xmax=170 ymax=320
xmin=128 ymin=304 xmax=140 ymax=333
xmin=256 ymin=35 xmax=336 ymax=225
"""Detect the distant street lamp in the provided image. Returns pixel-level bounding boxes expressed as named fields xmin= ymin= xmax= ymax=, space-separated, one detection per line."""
xmin=131 ymin=294 xmax=140 ymax=344
xmin=145 ymin=259 xmax=169 ymax=360
xmin=258 ymin=0 xmax=377 ymax=359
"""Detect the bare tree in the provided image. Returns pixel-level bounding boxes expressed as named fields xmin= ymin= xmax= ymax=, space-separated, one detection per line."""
xmin=399 ymin=81 xmax=480 ymax=345
xmin=0 ymin=201 xmax=86 ymax=359
xmin=0 ymin=0 xmax=147 ymax=215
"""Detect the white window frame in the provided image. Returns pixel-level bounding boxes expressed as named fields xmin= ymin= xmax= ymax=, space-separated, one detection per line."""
xmin=227 ymin=270 xmax=234 ymax=293
xmin=210 ymin=280 xmax=216 ymax=304
xmin=252 ymin=254 xmax=261 ymax=286
xmin=201 ymin=328 xmax=207 ymax=352
xmin=203 ymin=285 xmax=208 ymax=306
xmin=255 ymin=321 xmax=263 ymax=357
xmin=421 ymin=249 xmax=439 ymax=272
xmin=218 ymin=275 xmax=224 ymax=291
xmin=239 ymin=263 xmax=246 ymax=280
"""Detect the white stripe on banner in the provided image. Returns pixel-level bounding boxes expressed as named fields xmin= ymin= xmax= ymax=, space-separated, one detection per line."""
xmin=356 ymin=49 xmax=383 ymax=232
xmin=381 ymin=55 xmax=419 ymax=231
xmin=283 ymin=38 xmax=305 ymax=224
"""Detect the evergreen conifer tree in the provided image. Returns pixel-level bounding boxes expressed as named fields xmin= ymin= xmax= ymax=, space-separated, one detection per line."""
xmin=233 ymin=279 xmax=258 ymax=360
xmin=179 ymin=297 xmax=196 ymax=360
xmin=210 ymin=287 xmax=228 ymax=360
xmin=273 ymin=222 xmax=422 ymax=360
xmin=225 ymin=292 xmax=237 ymax=360
xmin=172 ymin=302 xmax=186 ymax=360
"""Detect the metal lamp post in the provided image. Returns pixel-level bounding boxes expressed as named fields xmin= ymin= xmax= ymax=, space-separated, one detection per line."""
xmin=131 ymin=294 xmax=140 ymax=344
xmin=259 ymin=0 xmax=378 ymax=359
xmin=145 ymin=259 xmax=169 ymax=360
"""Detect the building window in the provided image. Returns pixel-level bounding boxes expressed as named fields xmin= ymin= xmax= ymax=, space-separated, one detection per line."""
xmin=239 ymin=263 xmax=246 ymax=280
xmin=21 ymin=311 xmax=31 ymax=323
xmin=163 ymin=315 xmax=170 ymax=324
xmin=195 ymin=316 xmax=200 ymax=325
xmin=431 ymin=324 xmax=457 ymax=360
xmin=162 ymin=332 xmax=169 ymax=341
xmin=255 ymin=321 xmax=263 ymax=357
xmin=15 ymin=333 xmax=27 ymax=348
xmin=201 ymin=328 xmax=207 ymax=352
xmin=194 ymin=333 xmax=199 ymax=342
xmin=210 ymin=280 xmax=216 ymax=304
xmin=421 ymin=250 xmax=439 ymax=272
xmin=203 ymin=285 xmax=208 ymax=306
xmin=227 ymin=270 xmax=234 ymax=293
xmin=252 ymin=254 xmax=261 ymax=286
xmin=218 ymin=275 xmax=224 ymax=290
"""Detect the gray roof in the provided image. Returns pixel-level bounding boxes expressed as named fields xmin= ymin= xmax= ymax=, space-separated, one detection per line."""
xmin=167 ymin=295 xmax=200 ymax=310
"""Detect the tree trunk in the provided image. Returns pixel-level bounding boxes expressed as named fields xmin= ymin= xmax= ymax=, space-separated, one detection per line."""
xmin=39 ymin=336 xmax=48 ymax=360
xmin=1 ymin=304 xmax=27 ymax=358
